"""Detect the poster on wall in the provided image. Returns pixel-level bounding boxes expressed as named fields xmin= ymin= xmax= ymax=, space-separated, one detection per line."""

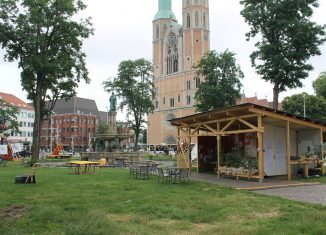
xmin=12 ymin=143 xmax=23 ymax=153
xmin=0 ymin=145 xmax=8 ymax=155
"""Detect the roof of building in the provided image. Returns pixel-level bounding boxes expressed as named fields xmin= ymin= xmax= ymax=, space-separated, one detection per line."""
xmin=170 ymin=103 xmax=326 ymax=130
xmin=0 ymin=92 xmax=34 ymax=110
xmin=50 ymin=97 xmax=99 ymax=116
xmin=154 ymin=0 xmax=177 ymax=21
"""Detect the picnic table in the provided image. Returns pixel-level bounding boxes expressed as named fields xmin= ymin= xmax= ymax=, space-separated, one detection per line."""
xmin=68 ymin=161 xmax=99 ymax=174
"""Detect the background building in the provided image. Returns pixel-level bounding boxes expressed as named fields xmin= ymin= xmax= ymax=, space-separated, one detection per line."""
xmin=148 ymin=0 xmax=210 ymax=146
xmin=40 ymin=97 xmax=99 ymax=152
xmin=0 ymin=92 xmax=34 ymax=150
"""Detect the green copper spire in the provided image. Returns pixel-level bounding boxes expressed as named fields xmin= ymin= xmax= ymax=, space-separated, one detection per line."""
xmin=154 ymin=0 xmax=177 ymax=21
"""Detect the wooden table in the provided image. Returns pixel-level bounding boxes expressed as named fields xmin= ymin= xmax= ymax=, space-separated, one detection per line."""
xmin=290 ymin=158 xmax=324 ymax=177
xmin=68 ymin=161 xmax=99 ymax=174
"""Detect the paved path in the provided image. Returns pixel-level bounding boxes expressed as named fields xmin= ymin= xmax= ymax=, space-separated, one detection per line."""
xmin=190 ymin=173 xmax=326 ymax=205
xmin=255 ymin=185 xmax=326 ymax=205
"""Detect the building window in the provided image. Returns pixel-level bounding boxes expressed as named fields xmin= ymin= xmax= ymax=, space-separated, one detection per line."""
xmin=155 ymin=100 xmax=159 ymax=109
xmin=163 ymin=97 xmax=166 ymax=105
xmin=187 ymin=13 xmax=191 ymax=28
xmin=178 ymin=95 xmax=181 ymax=102
xmin=203 ymin=12 xmax=207 ymax=28
xmin=186 ymin=80 xmax=191 ymax=90
xmin=186 ymin=95 xmax=191 ymax=105
xmin=195 ymin=11 xmax=199 ymax=27
xmin=170 ymin=98 xmax=175 ymax=107
xmin=195 ymin=77 xmax=201 ymax=88
xmin=156 ymin=25 xmax=160 ymax=39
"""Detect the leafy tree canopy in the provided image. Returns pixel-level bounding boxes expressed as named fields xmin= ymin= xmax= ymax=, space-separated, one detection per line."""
xmin=282 ymin=92 xmax=326 ymax=123
xmin=313 ymin=72 xmax=326 ymax=99
xmin=0 ymin=0 xmax=93 ymax=159
xmin=103 ymin=59 xmax=155 ymax=149
xmin=0 ymin=98 xmax=20 ymax=144
xmin=194 ymin=50 xmax=243 ymax=112
xmin=241 ymin=0 xmax=326 ymax=109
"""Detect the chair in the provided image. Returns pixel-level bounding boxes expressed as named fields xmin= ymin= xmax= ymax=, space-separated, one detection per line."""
xmin=157 ymin=168 xmax=169 ymax=183
xmin=116 ymin=160 xmax=124 ymax=168
xmin=136 ymin=165 xmax=149 ymax=180
xmin=150 ymin=163 xmax=159 ymax=175
xmin=128 ymin=164 xmax=137 ymax=179
xmin=15 ymin=163 xmax=40 ymax=184
xmin=178 ymin=168 xmax=189 ymax=183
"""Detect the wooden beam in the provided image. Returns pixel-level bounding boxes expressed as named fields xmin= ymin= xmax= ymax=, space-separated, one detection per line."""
xmin=179 ymin=127 xmax=190 ymax=137
xmin=220 ymin=119 xmax=236 ymax=132
xmin=287 ymin=121 xmax=291 ymax=181
xmin=320 ymin=129 xmax=324 ymax=175
xmin=249 ymin=107 xmax=325 ymax=130
xmin=188 ymin=127 xmax=192 ymax=174
xmin=188 ymin=114 xmax=259 ymax=128
xmin=217 ymin=122 xmax=221 ymax=178
xmin=191 ymin=124 xmax=202 ymax=135
xmin=203 ymin=124 xmax=218 ymax=134
xmin=238 ymin=118 xmax=258 ymax=130
xmin=220 ymin=128 xmax=263 ymax=136
xmin=257 ymin=115 xmax=264 ymax=183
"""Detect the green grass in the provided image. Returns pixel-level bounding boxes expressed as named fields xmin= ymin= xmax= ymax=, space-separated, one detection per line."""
xmin=1 ymin=166 xmax=326 ymax=235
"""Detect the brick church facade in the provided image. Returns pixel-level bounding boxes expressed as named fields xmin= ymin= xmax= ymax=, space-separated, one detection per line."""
xmin=148 ymin=0 xmax=210 ymax=146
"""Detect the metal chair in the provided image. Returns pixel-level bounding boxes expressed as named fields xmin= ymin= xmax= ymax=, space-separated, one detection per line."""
xmin=157 ymin=168 xmax=169 ymax=183
xmin=136 ymin=165 xmax=149 ymax=180
xmin=128 ymin=164 xmax=137 ymax=179
xmin=150 ymin=163 xmax=159 ymax=175
xmin=116 ymin=160 xmax=124 ymax=168
xmin=178 ymin=168 xmax=189 ymax=183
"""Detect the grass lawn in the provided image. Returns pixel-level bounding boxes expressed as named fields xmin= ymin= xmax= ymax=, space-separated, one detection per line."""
xmin=1 ymin=166 xmax=326 ymax=235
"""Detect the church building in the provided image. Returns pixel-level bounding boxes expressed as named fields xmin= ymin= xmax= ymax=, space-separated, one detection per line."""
xmin=147 ymin=0 xmax=210 ymax=146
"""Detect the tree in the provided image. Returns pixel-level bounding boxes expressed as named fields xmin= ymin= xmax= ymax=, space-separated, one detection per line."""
xmin=241 ymin=0 xmax=326 ymax=109
xmin=194 ymin=50 xmax=243 ymax=112
xmin=313 ymin=72 xmax=326 ymax=99
xmin=282 ymin=92 xmax=326 ymax=122
xmin=0 ymin=98 xmax=20 ymax=144
xmin=0 ymin=0 xmax=93 ymax=161
xmin=103 ymin=59 xmax=155 ymax=150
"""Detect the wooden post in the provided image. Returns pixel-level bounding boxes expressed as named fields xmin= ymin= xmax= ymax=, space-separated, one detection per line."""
xmin=216 ymin=122 xmax=221 ymax=178
xmin=188 ymin=126 xmax=191 ymax=174
xmin=177 ymin=128 xmax=180 ymax=168
xmin=257 ymin=115 xmax=264 ymax=183
xmin=286 ymin=121 xmax=291 ymax=181
xmin=320 ymin=129 xmax=324 ymax=175
xmin=197 ymin=130 xmax=200 ymax=173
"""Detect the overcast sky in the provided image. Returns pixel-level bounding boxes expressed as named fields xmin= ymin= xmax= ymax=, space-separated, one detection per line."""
xmin=1 ymin=0 xmax=326 ymax=120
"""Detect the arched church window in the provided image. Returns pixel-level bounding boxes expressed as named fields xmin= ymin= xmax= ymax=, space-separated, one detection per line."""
xmin=195 ymin=11 xmax=199 ymax=27
xmin=187 ymin=0 xmax=191 ymax=6
xmin=187 ymin=13 xmax=191 ymax=28
xmin=173 ymin=59 xmax=178 ymax=73
xmin=166 ymin=32 xmax=179 ymax=75
xmin=203 ymin=12 xmax=206 ymax=28
xmin=156 ymin=25 xmax=160 ymax=39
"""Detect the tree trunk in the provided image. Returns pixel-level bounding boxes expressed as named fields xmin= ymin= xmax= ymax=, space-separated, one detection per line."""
xmin=273 ymin=83 xmax=279 ymax=110
xmin=134 ymin=131 xmax=139 ymax=151
xmin=31 ymin=86 xmax=42 ymax=162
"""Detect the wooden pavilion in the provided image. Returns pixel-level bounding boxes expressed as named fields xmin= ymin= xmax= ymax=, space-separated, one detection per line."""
xmin=169 ymin=103 xmax=326 ymax=182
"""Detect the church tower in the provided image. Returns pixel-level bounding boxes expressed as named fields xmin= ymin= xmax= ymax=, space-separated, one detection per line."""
xmin=148 ymin=0 xmax=210 ymax=147
xmin=182 ymin=0 xmax=210 ymax=71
